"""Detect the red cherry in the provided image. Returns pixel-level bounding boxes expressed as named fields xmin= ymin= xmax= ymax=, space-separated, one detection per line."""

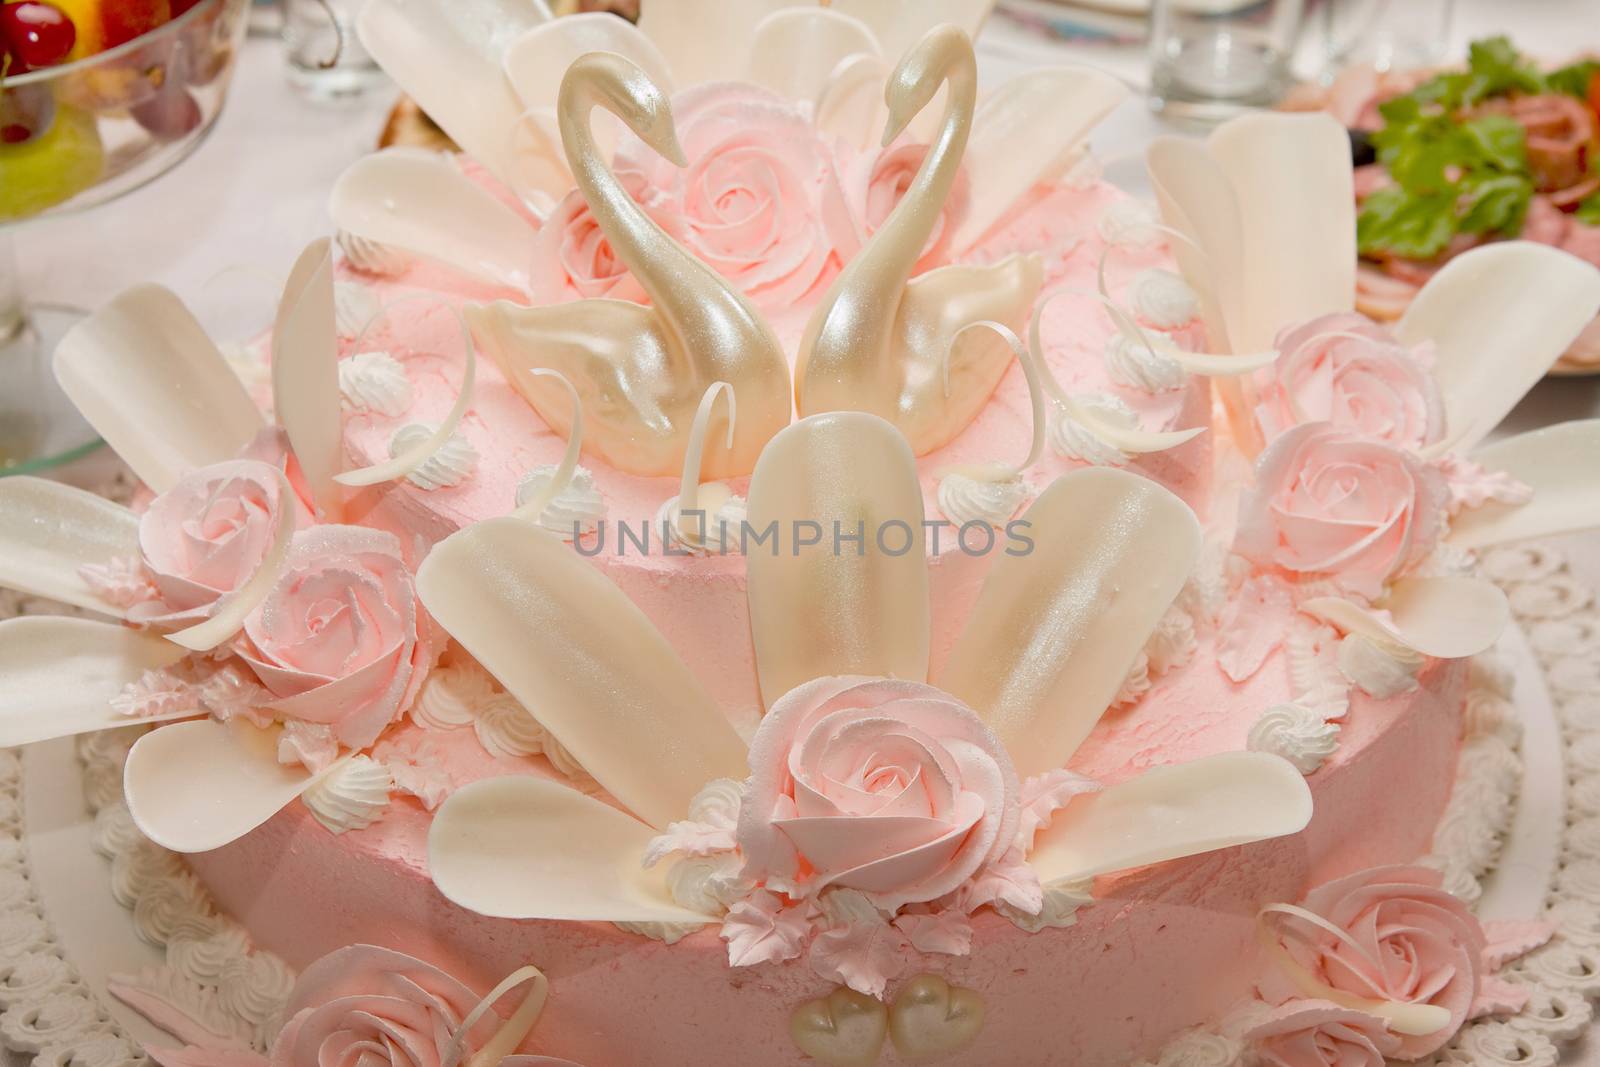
xmin=1 ymin=2 xmax=77 ymax=71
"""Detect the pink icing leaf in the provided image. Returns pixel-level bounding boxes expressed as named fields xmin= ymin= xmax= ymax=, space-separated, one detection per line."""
xmin=1015 ymin=769 xmax=1100 ymax=850
xmin=278 ymin=720 xmax=338 ymax=773
xmin=893 ymin=909 xmax=974 ymax=957
xmin=107 ymin=970 xmax=259 ymax=1060
xmin=807 ymin=891 xmax=912 ymax=998
xmin=1435 ymin=453 xmax=1534 ymax=518
xmin=721 ymin=889 xmax=811 ymax=969
xmin=376 ymin=737 xmax=454 ymax=810
xmin=1218 ymin=575 xmax=1295 ymax=682
xmin=1481 ymin=918 xmax=1556 ymax=972
xmin=111 ymin=666 xmax=206 ymax=720
xmin=954 ymin=846 xmax=1044 ymax=917
xmin=79 ymin=555 xmax=161 ymax=611
xmin=643 ymin=819 xmax=738 ymax=869
xmin=1469 ymin=975 xmax=1530 ymax=1020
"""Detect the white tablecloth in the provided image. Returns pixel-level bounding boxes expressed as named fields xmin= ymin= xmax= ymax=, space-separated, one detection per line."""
xmin=10 ymin=4 xmax=1600 ymax=1061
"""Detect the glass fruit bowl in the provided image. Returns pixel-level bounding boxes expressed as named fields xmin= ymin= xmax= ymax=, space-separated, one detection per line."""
xmin=0 ymin=0 xmax=249 ymax=474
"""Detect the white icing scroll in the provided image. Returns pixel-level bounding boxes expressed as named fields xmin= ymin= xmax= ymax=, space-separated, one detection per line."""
xmin=415 ymin=517 xmax=747 ymax=829
xmin=938 ymin=467 xmax=1201 ymax=776
xmin=512 ymin=369 xmax=592 ymax=529
xmin=336 ymin=300 xmax=478 ymax=488
xmin=662 ymin=382 xmax=737 ymax=551
xmin=1449 ymin=419 xmax=1600 ymax=548
xmin=0 ymin=477 xmax=140 ymax=617
xmin=53 ymin=284 xmax=265 ymax=493
xmin=0 ymin=617 xmax=191 ymax=747
xmin=428 ymin=775 xmax=713 ymax=923
xmin=1029 ymin=751 xmax=1314 ymax=885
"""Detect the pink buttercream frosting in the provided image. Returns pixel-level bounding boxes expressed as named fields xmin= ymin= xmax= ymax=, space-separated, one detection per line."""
xmin=240 ymin=526 xmax=434 ymax=753
xmin=736 ymin=676 xmax=1020 ymax=911
xmin=1234 ymin=422 xmax=1448 ymax=599
xmin=1255 ymin=313 xmax=1445 ymax=451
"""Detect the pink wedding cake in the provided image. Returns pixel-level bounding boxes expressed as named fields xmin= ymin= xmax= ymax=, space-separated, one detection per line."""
xmin=4 ymin=2 xmax=1600 ymax=1066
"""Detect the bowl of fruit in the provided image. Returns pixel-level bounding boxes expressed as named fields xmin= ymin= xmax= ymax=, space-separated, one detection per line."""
xmin=0 ymin=0 xmax=248 ymax=473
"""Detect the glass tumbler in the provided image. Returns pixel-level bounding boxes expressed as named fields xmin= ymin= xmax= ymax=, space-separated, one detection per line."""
xmin=1148 ymin=0 xmax=1307 ymax=125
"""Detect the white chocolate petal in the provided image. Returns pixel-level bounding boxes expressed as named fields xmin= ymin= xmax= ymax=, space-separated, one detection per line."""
xmin=0 ymin=617 xmax=190 ymax=747
xmin=356 ymin=0 xmax=550 ymax=189
xmin=52 ymin=285 xmax=264 ymax=493
xmin=1029 ymin=751 xmax=1313 ymax=885
xmin=329 ymin=149 xmax=541 ymax=291
xmin=1449 ymin=419 xmax=1600 ymax=548
xmin=746 ymin=8 xmax=881 ymax=105
xmin=745 ymin=412 xmax=931 ymax=711
xmin=503 ymin=14 xmax=674 ymax=169
xmin=1204 ymin=113 xmax=1355 ymax=354
xmin=1302 ymin=576 xmax=1509 ymax=660
xmin=938 ymin=468 xmax=1201 ymax=777
xmin=415 ymin=517 xmax=747 ymax=828
xmin=428 ymin=776 xmax=712 ymax=922
xmin=952 ymin=66 xmax=1127 ymax=252
xmin=1147 ymin=137 xmax=1243 ymax=351
xmin=814 ymin=52 xmax=892 ymax=153
xmin=271 ymin=240 xmax=343 ymax=520
xmin=165 ymin=470 xmax=297 ymax=651
xmin=124 ymin=719 xmax=325 ymax=853
xmin=828 ymin=0 xmax=994 ymax=67
xmin=637 ymin=0 xmax=793 ymax=86
xmin=1397 ymin=243 xmax=1600 ymax=450
xmin=0 ymin=477 xmax=139 ymax=617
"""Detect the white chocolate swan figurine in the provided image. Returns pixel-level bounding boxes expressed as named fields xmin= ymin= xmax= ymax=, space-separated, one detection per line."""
xmin=795 ymin=25 xmax=1044 ymax=456
xmin=466 ymin=52 xmax=792 ymax=480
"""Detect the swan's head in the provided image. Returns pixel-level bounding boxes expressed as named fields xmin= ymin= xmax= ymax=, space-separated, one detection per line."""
xmin=560 ymin=51 xmax=688 ymax=168
xmin=881 ymin=23 xmax=975 ymax=147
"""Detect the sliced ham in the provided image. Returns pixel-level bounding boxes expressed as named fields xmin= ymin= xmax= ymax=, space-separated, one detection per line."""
xmin=1475 ymin=93 xmax=1597 ymax=193
xmin=1522 ymin=195 xmax=1573 ymax=246
xmin=1561 ymin=218 xmax=1600 ymax=267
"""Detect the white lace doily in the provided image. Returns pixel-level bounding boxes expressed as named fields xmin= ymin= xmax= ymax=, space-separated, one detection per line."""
xmin=1 ymin=507 xmax=1597 ymax=1065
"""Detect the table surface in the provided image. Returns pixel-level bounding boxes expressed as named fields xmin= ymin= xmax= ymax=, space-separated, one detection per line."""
xmin=8 ymin=2 xmax=1600 ymax=1062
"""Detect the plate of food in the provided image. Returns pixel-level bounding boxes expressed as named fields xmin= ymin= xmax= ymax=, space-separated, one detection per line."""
xmin=1286 ymin=37 xmax=1600 ymax=374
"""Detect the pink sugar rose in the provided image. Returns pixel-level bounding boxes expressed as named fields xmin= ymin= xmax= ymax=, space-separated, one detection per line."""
xmin=240 ymin=526 xmax=433 ymax=752
xmin=1272 ymin=866 xmax=1488 ymax=1059
xmin=736 ymin=676 xmax=1020 ymax=911
xmin=1256 ymin=312 xmax=1445 ymax=450
xmin=1234 ymin=422 xmax=1448 ymax=599
xmin=844 ymin=141 xmax=970 ymax=273
xmin=1246 ymin=1000 xmax=1400 ymax=1067
xmin=527 ymin=170 xmax=672 ymax=305
xmin=618 ymin=83 xmax=846 ymax=310
xmin=132 ymin=459 xmax=298 ymax=628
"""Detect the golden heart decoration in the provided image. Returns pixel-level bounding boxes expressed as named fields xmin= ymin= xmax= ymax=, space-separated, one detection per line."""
xmin=789 ymin=975 xmax=986 ymax=1066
